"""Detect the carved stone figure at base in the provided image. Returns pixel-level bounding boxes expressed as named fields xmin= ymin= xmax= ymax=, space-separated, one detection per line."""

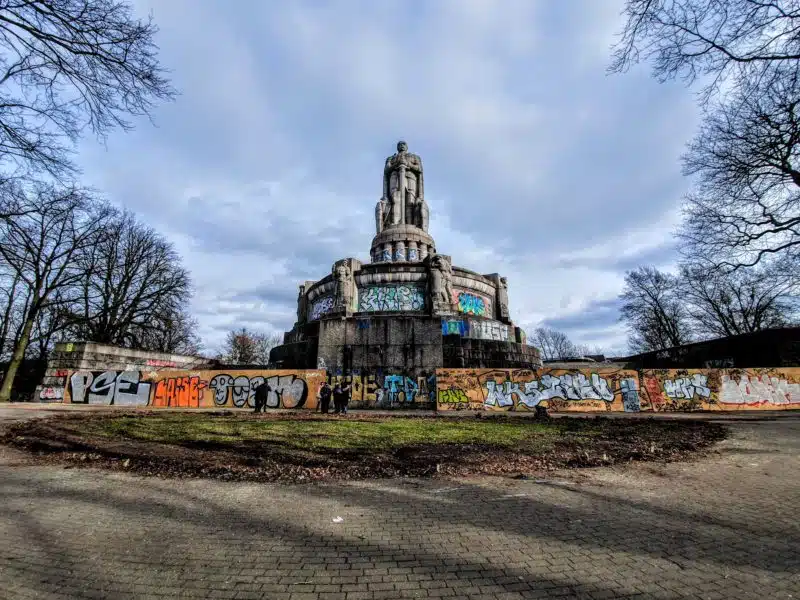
xmin=427 ymin=254 xmax=454 ymax=314
xmin=332 ymin=263 xmax=354 ymax=313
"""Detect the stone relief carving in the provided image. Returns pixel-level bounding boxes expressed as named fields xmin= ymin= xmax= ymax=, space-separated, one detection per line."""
xmin=332 ymin=263 xmax=355 ymax=313
xmin=296 ymin=284 xmax=307 ymax=324
xmin=427 ymin=254 xmax=454 ymax=314
xmin=498 ymin=277 xmax=509 ymax=321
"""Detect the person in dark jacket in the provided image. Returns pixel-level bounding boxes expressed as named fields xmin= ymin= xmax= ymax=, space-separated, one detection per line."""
xmin=319 ymin=382 xmax=332 ymax=414
xmin=332 ymin=384 xmax=344 ymax=414
xmin=253 ymin=380 xmax=272 ymax=413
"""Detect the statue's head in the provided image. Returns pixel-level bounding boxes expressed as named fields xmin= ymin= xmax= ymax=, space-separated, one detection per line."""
xmin=397 ymin=140 xmax=408 ymax=152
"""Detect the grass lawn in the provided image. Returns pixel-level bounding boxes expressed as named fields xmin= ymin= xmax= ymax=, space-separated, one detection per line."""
xmin=86 ymin=413 xmax=562 ymax=451
xmin=3 ymin=412 xmax=726 ymax=482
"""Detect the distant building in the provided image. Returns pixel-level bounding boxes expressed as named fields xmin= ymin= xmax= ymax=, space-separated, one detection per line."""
xmin=616 ymin=327 xmax=800 ymax=369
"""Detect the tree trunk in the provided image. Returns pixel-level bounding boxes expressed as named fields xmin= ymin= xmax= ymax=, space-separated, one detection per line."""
xmin=0 ymin=311 xmax=35 ymax=402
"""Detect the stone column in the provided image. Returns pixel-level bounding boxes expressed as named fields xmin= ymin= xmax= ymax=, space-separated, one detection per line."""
xmin=407 ymin=241 xmax=419 ymax=262
xmin=419 ymin=244 xmax=428 ymax=261
xmin=394 ymin=241 xmax=406 ymax=262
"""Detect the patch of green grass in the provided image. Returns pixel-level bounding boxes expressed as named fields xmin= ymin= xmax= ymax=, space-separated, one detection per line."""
xmin=76 ymin=414 xmax=565 ymax=452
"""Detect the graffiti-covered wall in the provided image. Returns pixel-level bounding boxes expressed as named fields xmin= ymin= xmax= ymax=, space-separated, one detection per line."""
xmin=61 ymin=369 xmax=326 ymax=409
xmin=436 ymin=368 xmax=640 ymax=412
xmin=640 ymin=369 xmax=800 ymax=411
xmin=328 ymin=371 xmax=436 ymax=408
xmin=436 ymin=368 xmax=800 ymax=412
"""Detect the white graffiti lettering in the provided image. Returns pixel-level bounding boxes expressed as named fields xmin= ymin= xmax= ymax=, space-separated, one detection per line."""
xmin=69 ymin=370 xmax=151 ymax=406
xmin=209 ymin=374 xmax=308 ymax=408
xmin=358 ymin=285 xmax=425 ymax=312
xmin=663 ymin=374 xmax=711 ymax=399
xmin=483 ymin=373 xmax=615 ymax=408
xmin=720 ymin=374 xmax=800 ymax=405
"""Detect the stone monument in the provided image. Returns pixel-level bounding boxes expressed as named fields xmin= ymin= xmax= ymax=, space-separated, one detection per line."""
xmin=271 ymin=141 xmax=541 ymax=403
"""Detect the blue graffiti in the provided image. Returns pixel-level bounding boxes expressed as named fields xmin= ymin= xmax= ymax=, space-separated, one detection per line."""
xmin=407 ymin=248 xmax=419 ymax=261
xmin=441 ymin=319 xmax=469 ymax=336
xmin=456 ymin=292 xmax=488 ymax=316
xmin=384 ymin=375 xmax=420 ymax=404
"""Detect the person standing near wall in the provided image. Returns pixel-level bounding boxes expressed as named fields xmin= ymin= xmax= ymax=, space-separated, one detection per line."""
xmin=332 ymin=383 xmax=343 ymax=414
xmin=253 ymin=380 xmax=272 ymax=413
xmin=341 ymin=382 xmax=351 ymax=415
xmin=319 ymin=381 xmax=332 ymax=414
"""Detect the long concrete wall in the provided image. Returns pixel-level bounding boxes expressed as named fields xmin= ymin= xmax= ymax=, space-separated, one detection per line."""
xmin=51 ymin=366 xmax=800 ymax=412
xmin=62 ymin=369 xmax=326 ymax=409
xmin=436 ymin=368 xmax=800 ymax=412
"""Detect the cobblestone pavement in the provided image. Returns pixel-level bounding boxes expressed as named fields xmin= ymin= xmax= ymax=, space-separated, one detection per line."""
xmin=1 ymin=409 xmax=798 ymax=599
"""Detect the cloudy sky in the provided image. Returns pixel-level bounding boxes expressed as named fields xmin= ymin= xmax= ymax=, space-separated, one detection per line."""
xmin=76 ymin=0 xmax=700 ymax=356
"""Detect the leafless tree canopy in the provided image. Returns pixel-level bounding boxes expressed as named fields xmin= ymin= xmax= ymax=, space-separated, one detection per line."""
xmin=528 ymin=327 xmax=578 ymax=361
xmin=0 ymin=181 xmax=110 ymax=399
xmin=620 ymin=266 xmax=692 ymax=352
xmin=65 ymin=211 xmax=195 ymax=352
xmin=679 ymin=263 xmax=797 ymax=337
xmin=681 ymin=73 xmax=800 ymax=267
xmin=610 ymin=0 xmax=800 ymax=97
xmin=611 ymin=1 xmax=800 ymax=269
xmin=220 ymin=328 xmax=282 ymax=366
xmin=0 ymin=0 xmax=176 ymax=176
xmin=620 ymin=264 xmax=797 ymax=352
xmin=0 ymin=186 xmax=201 ymax=399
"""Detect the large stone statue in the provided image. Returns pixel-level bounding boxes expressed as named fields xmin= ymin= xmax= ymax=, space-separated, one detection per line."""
xmin=427 ymin=254 xmax=454 ymax=314
xmin=375 ymin=141 xmax=429 ymax=232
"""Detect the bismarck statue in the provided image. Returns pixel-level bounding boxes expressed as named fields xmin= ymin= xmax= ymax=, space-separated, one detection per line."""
xmin=375 ymin=141 xmax=430 ymax=233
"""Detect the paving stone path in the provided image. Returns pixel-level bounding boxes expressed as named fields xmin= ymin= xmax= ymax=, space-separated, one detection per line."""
xmin=1 ymin=406 xmax=798 ymax=599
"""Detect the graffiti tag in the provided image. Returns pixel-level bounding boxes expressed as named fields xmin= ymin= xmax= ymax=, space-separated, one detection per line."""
xmin=69 ymin=370 xmax=151 ymax=406
xmin=359 ymin=285 xmax=425 ymax=312
xmin=663 ymin=374 xmax=711 ymax=399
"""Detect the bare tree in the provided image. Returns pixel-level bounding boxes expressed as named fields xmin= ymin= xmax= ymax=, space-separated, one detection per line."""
xmin=220 ymin=328 xmax=282 ymax=365
xmin=135 ymin=305 xmax=202 ymax=356
xmin=0 ymin=0 xmax=175 ymax=176
xmin=620 ymin=266 xmax=692 ymax=352
xmin=64 ymin=211 xmax=194 ymax=351
xmin=679 ymin=263 xmax=798 ymax=337
xmin=528 ymin=327 xmax=578 ymax=361
xmin=611 ymin=0 xmax=800 ymax=269
xmin=0 ymin=182 xmax=110 ymax=401
xmin=680 ymin=72 xmax=800 ymax=268
xmin=610 ymin=0 xmax=800 ymax=98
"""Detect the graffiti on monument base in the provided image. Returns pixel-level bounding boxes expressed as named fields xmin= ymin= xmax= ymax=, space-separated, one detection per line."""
xmin=436 ymin=368 xmax=640 ymax=412
xmin=358 ymin=284 xmax=426 ymax=312
xmin=309 ymin=295 xmax=335 ymax=321
xmin=327 ymin=372 xmax=436 ymax=407
xmin=452 ymin=290 xmax=492 ymax=317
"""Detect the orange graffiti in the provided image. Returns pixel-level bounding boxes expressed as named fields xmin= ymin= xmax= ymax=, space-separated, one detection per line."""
xmin=152 ymin=376 xmax=205 ymax=408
